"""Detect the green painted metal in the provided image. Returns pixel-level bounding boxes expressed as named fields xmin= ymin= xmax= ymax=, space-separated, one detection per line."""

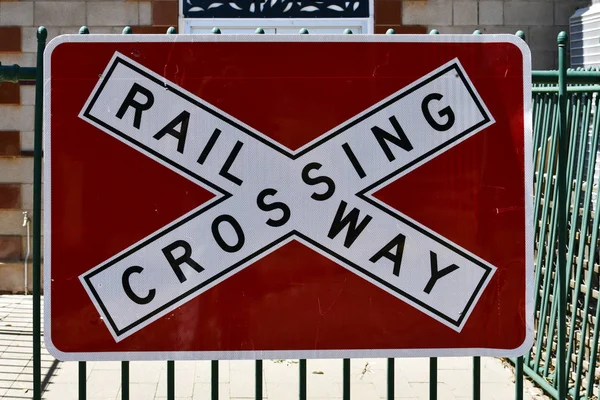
xmin=473 ymin=357 xmax=480 ymax=400
xmin=0 ymin=63 xmax=36 ymax=82
xmin=299 ymin=359 xmax=307 ymax=400
xmin=167 ymin=26 xmax=177 ymax=34
xmin=167 ymin=361 xmax=175 ymax=400
xmin=212 ymin=27 xmax=221 ymax=34
xmin=429 ymin=29 xmax=439 ymax=35
xmin=79 ymin=26 xmax=89 ymax=34
xmin=79 ymin=362 xmax=86 ymax=399
xmin=255 ymin=27 xmax=265 ymax=34
xmin=556 ymin=31 xmax=568 ymax=400
xmin=122 ymin=26 xmax=133 ymax=34
xmin=386 ymin=28 xmax=395 ymax=34
xmin=343 ymin=28 xmax=353 ymax=34
xmin=212 ymin=360 xmax=219 ymax=400
xmin=32 ymin=25 xmax=46 ymax=400
xmin=429 ymin=358 xmax=437 ymax=400
xmin=515 ymin=357 xmax=523 ymax=400
xmin=121 ymin=362 xmax=129 ymax=400
xmin=299 ymin=28 xmax=309 ymax=34
xmin=343 ymin=358 xmax=350 ymax=400
xmin=256 ymin=360 xmax=263 ymax=400
xmin=387 ymin=358 xmax=394 ymax=400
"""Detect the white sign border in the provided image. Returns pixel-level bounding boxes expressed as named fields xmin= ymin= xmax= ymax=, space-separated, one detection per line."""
xmin=43 ymin=33 xmax=533 ymax=361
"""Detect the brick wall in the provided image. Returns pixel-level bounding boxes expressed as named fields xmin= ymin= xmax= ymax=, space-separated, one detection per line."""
xmin=0 ymin=0 xmax=179 ymax=293
xmin=398 ymin=0 xmax=590 ymax=69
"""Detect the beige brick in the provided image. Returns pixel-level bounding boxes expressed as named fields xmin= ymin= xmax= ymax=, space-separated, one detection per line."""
xmin=0 ymin=105 xmax=35 ymax=131
xmin=555 ymin=1 xmax=588 ymax=25
xmin=479 ymin=1 xmax=503 ymax=26
xmin=0 ymin=158 xmax=34 ymax=184
xmin=21 ymin=184 xmax=33 ymax=210
xmin=453 ymin=2 xmax=477 ymax=26
xmin=20 ymin=131 xmax=34 ymax=153
xmin=0 ymin=262 xmax=40 ymax=293
xmin=504 ymin=2 xmax=553 ymax=26
xmin=0 ymin=210 xmax=29 ymax=235
xmin=20 ymin=86 xmax=35 ymax=107
xmin=140 ymin=2 xmax=152 ymax=26
xmin=34 ymin=2 xmax=86 ymax=27
xmin=0 ymin=53 xmax=36 ymax=68
xmin=87 ymin=2 xmax=139 ymax=27
xmin=529 ymin=26 xmax=569 ymax=52
xmin=402 ymin=1 xmax=452 ymax=26
xmin=0 ymin=2 xmax=34 ymax=27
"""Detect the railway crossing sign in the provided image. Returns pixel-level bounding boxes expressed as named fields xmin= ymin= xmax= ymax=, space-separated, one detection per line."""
xmin=44 ymin=34 xmax=532 ymax=360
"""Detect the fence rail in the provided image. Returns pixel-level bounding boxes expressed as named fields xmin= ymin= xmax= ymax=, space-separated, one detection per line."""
xmin=1 ymin=26 xmax=598 ymax=400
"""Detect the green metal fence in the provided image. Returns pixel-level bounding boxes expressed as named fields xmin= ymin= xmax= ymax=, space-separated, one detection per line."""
xmin=1 ymin=26 xmax=599 ymax=400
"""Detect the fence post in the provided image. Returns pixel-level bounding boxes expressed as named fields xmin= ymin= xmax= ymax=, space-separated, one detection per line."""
xmin=32 ymin=25 xmax=47 ymax=400
xmin=556 ymin=31 xmax=568 ymax=400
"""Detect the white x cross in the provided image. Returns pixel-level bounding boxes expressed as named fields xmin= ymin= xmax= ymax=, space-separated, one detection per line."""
xmin=79 ymin=52 xmax=496 ymax=342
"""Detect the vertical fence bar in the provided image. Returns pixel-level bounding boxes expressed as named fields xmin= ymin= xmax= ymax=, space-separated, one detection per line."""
xmin=299 ymin=359 xmax=307 ymax=400
xmin=472 ymin=357 xmax=480 ymax=400
xmin=585 ymin=291 xmax=600 ymax=397
xmin=32 ymin=25 xmax=47 ymax=400
xmin=255 ymin=360 xmax=263 ymax=400
xmin=556 ymin=31 xmax=568 ymax=400
xmin=515 ymin=357 xmax=523 ymax=400
xmin=343 ymin=358 xmax=350 ymax=400
xmin=121 ymin=361 xmax=129 ymax=400
xmin=429 ymin=358 xmax=437 ymax=400
xmin=167 ymin=361 xmax=175 ymax=400
xmin=387 ymin=358 xmax=394 ymax=400
xmin=79 ymin=362 xmax=86 ymax=399
xmin=211 ymin=360 xmax=219 ymax=400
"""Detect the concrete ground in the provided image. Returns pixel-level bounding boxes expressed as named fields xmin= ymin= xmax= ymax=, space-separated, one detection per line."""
xmin=1 ymin=295 xmax=549 ymax=400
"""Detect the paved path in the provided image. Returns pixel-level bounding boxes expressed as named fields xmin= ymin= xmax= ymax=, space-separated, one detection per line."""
xmin=1 ymin=295 xmax=548 ymax=399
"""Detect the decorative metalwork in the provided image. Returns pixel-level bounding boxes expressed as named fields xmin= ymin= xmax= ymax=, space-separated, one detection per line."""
xmin=183 ymin=0 xmax=369 ymax=18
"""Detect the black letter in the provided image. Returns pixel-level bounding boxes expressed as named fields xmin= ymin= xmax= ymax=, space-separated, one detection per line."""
xmin=369 ymin=233 xmax=407 ymax=277
xmin=212 ymin=215 xmax=245 ymax=252
xmin=116 ymin=83 xmax=154 ymax=129
xmin=341 ymin=143 xmax=366 ymax=179
xmin=301 ymin=162 xmax=336 ymax=201
xmin=422 ymin=93 xmax=455 ymax=132
xmin=219 ymin=141 xmax=244 ymax=186
xmin=327 ymin=201 xmax=372 ymax=248
xmin=424 ymin=251 xmax=459 ymax=294
xmin=257 ymin=188 xmax=291 ymax=227
xmin=122 ymin=266 xmax=156 ymax=305
xmin=153 ymin=111 xmax=190 ymax=154
xmin=161 ymin=240 xmax=204 ymax=283
xmin=371 ymin=115 xmax=413 ymax=161
xmin=197 ymin=128 xmax=222 ymax=165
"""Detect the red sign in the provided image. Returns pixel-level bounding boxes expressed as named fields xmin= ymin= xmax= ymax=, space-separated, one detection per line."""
xmin=44 ymin=35 xmax=532 ymax=360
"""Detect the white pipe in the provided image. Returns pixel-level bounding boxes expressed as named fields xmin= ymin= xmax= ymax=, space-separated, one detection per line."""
xmin=22 ymin=211 xmax=30 ymax=295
